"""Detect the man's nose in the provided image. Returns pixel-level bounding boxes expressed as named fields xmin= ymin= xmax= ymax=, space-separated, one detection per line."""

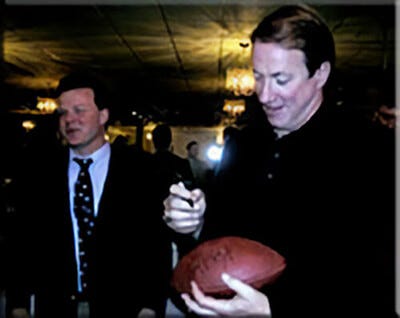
xmin=257 ymin=81 xmax=275 ymax=104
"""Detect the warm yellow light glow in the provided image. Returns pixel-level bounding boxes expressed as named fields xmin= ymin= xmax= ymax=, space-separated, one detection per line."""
xmin=225 ymin=66 xmax=255 ymax=96
xmin=146 ymin=132 xmax=153 ymax=140
xmin=36 ymin=97 xmax=58 ymax=114
xmin=216 ymin=130 xmax=225 ymax=145
xmin=22 ymin=120 xmax=36 ymax=131
xmin=223 ymin=99 xmax=246 ymax=117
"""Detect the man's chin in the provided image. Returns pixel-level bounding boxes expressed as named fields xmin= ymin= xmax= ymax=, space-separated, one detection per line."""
xmin=68 ymin=141 xmax=82 ymax=149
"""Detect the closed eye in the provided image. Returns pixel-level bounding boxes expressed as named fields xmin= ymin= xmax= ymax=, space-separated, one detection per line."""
xmin=273 ymin=73 xmax=291 ymax=86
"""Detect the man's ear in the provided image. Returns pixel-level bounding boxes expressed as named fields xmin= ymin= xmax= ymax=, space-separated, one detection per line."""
xmin=314 ymin=61 xmax=331 ymax=88
xmin=99 ymin=108 xmax=109 ymax=126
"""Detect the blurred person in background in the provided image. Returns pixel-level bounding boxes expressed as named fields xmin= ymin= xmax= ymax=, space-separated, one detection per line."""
xmin=151 ymin=124 xmax=194 ymax=194
xmin=150 ymin=123 xmax=195 ymax=317
xmin=185 ymin=141 xmax=212 ymax=191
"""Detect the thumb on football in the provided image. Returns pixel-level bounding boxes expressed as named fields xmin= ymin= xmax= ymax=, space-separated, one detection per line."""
xmin=221 ymin=272 xmax=255 ymax=297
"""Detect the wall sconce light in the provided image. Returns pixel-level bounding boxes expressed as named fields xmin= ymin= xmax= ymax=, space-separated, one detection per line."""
xmin=22 ymin=120 xmax=36 ymax=132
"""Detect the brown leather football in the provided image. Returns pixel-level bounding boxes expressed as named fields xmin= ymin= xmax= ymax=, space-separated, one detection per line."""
xmin=171 ymin=236 xmax=286 ymax=297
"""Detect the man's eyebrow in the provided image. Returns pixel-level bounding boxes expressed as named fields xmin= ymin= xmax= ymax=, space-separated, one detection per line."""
xmin=271 ymin=71 xmax=285 ymax=77
xmin=58 ymin=103 xmax=87 ymax=110
xmin=253 ymin=70 xmax=287 ymax=77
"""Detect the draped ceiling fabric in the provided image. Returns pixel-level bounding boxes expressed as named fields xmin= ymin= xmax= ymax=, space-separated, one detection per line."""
xmin=1 ymin=2 xmax=395 ymax=124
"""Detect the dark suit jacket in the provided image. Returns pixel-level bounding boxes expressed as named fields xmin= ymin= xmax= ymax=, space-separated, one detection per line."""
xmin=7 ymin=143 xmax=171 ymax=318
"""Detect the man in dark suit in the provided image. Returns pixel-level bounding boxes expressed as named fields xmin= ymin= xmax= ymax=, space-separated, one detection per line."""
xmin=6 ymin=70 xmax=171 ymax=318
xmin=163 ymin=4 xmax=395 ymax=318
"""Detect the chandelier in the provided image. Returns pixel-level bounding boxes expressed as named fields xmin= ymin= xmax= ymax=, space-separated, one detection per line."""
xmin=36 ymin=97 xmax=58 ymax=114
xmin=223 ymin=99 xmax=246 ymax=117
xmin=225 ymin=41 xmax=255 ymax=96
xmin=225 ymin=66 xmax=255 ymax=96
